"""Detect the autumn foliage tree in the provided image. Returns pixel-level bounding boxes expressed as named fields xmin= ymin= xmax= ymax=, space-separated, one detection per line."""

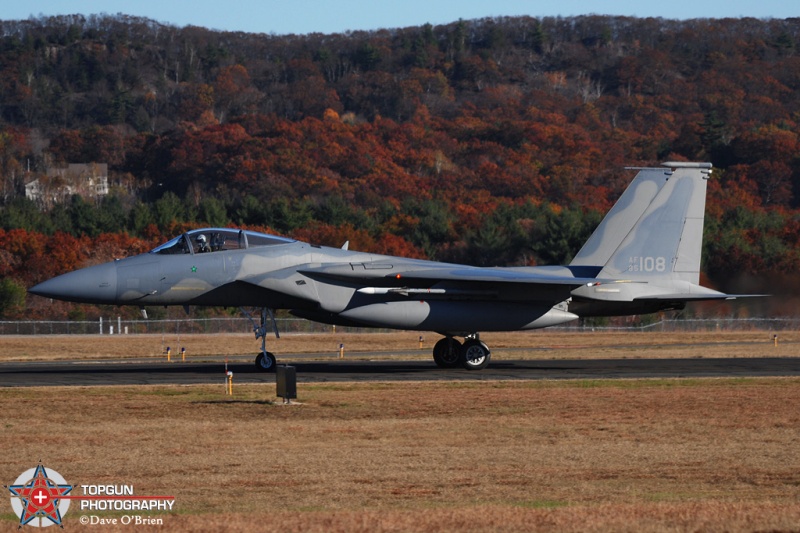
xmin=0 ymin=14 xmax=799 ymax=316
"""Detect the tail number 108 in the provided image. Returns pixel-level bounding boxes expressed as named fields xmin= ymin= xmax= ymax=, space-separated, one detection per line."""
xmin=628 ymin=256 xmax=666 ymax=273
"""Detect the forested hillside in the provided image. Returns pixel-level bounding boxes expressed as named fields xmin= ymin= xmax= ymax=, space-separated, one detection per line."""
xmin=1 ymin=14 xmax=799 ymax=318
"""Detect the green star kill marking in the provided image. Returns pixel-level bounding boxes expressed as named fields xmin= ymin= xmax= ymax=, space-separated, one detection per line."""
xmin=191 ymin=266 xmax=197 ymax=272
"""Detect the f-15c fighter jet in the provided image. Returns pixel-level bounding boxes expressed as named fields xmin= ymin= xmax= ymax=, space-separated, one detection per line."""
xmin=30 ymin=162 xmax=745 ymax=371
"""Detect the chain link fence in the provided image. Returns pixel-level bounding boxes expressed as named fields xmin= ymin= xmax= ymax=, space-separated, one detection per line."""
xmin=555 ymin=317 xmax=800 ymax=332
xmin=0 ymin=318 xmax=354 ymax=335
xmin=0 ymin=317 xmax=797 ymax=336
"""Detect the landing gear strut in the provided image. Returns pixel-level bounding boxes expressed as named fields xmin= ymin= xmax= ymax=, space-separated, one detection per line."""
xmin=242 ymin=307 xmax=279 ymax=372
xmin=432 ymin=333 xmax=491 ymax=370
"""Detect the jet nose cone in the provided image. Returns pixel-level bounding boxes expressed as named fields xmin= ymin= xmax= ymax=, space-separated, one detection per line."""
xmin=29 ymin=262 xmax=118 ymax=304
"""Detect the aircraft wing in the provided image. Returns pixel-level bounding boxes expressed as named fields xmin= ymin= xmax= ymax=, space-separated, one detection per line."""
xmin=297 ymin=263 xmax=601 ymax=301
xmin=634 ymin=293 xmax=768 ymax=301
xmin=300 ymin=263 xmax=597 ymax=284
xmin=371 ymin=267 xmax=599 ymax=286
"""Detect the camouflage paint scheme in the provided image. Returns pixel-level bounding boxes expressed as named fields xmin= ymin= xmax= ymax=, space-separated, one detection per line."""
xmin=30 ymin=162 xmax=746 ymax=371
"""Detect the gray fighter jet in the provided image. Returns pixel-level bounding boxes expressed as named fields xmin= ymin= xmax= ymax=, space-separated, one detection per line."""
xmin=29 ymin=162 xmax=745 ymax=371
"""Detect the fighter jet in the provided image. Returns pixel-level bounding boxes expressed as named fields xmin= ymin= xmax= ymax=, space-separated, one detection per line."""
xmin=29 ymin=162 xmax=745 ymax=371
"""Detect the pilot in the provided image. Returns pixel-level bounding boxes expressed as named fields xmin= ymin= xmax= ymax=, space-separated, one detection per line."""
xmin=196 ymin=234 xmax=211 ymax=253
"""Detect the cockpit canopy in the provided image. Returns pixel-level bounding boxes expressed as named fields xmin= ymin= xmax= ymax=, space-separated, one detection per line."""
xmin=150 ymin=228 xmax=295 ymax=255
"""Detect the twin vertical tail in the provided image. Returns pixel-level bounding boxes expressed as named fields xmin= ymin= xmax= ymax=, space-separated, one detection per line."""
xmin=571 ymin=162 xmax=712 ymax=285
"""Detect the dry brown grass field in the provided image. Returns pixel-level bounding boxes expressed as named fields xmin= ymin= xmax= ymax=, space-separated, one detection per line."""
xmin=1 ymin=379 xmax=799 ymax=532
xmin=1 ymin=329 xmax=798 ymax=362
xmin=2 ymin=331 xmax=800 ymax=531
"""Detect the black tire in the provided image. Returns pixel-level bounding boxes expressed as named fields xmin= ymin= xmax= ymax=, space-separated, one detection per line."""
xmin=432 ymin=337 xmax=462 ymax=368
xmin=460 ymin=339 xmax=490 ymax=370
xmin=255 ymin=352 xmax=277 ymax=372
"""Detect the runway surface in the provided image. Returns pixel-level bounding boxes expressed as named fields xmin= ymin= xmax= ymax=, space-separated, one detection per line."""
xmin=1 ymin=354 xmax=799 ymax=387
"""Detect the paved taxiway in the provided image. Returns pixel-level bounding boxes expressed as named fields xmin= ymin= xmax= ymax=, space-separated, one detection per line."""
xmin=1 ymin=354 xmax=798 ymax=387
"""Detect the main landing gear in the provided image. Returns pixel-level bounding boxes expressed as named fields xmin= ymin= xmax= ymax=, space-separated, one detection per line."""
xmin=242 ymin=307 xmax=279 ymax=372
xmin=432 ymin=334 xmax=491 ymax=371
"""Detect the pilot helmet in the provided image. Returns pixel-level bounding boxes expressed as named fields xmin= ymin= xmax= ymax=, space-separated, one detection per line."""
xmin=196 ymin=234 xmax=207 ymax=244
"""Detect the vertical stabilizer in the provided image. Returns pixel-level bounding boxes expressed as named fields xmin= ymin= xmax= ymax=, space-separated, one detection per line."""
xmin=596 ymin=162 xmax=712 ymax=284
xmin=571 ymin=166 xmax=673 ymax=267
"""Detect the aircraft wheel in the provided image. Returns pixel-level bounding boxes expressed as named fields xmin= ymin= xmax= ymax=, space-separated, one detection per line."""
xmin=433 ymin=337 xmax=462 ymax=368
xmin=255 ymin=352 xmax=277 ymax=372
xmin=460 ymin=339 xmax=490 ymax=370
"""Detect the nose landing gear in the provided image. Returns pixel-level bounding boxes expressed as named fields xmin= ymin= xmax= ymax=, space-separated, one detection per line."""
xmin=242 ymin=307 xmax=280 ymax=372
